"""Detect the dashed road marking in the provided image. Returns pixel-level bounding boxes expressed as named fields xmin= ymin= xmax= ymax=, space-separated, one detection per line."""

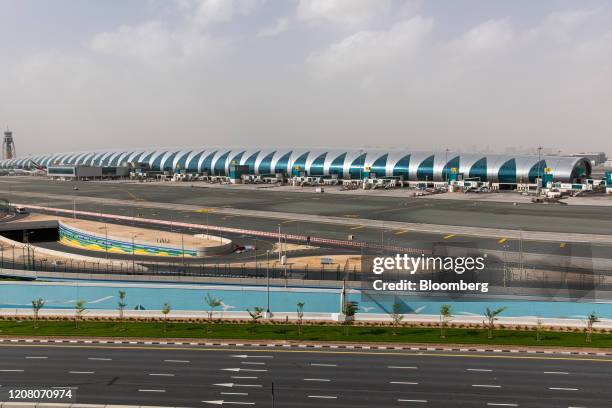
xmin=549 ymin=387 xmax=578 ymax=391
xmin=308 ymin=395 xmax=337 ymax=399
xmin=398 ymin=400 xmax=427 ymax=403
xmin=472 ymin=384 xmax=501 ymax=388
xmin=388 ymin=366 xmax=417 ymax=369
xmin=304 ymin=378 xmax=331 ymax=382
xmin=467 ymin=368 xmax=493 ymax=372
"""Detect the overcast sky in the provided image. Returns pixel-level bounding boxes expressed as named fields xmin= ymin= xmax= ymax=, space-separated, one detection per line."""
xmin=1 ymin=0 xmax=611 ymax=156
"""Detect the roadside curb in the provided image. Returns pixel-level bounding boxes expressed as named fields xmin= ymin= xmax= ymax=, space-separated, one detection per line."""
xmin=1 ymin=337 xmax=611 ymax=357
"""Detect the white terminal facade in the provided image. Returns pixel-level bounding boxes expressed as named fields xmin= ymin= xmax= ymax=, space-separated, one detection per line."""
xmin=0 ymin=147 xmax=594 ymax=187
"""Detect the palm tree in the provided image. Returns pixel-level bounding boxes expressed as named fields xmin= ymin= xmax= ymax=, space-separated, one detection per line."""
xmin=205 ymin=293 xmax=222 ymax=334
xmin=535 ymin=318 xmax=545 ymax=342
xmin=439 ymin=304 xmax=452 ymax=338
xmin=117 ymin=290 xmax=127 ymax=329
xmin=74 ymin=300 xmax=86 ymax=329
xmin=586 ymin=312 xmax=599 ymax=343
xmin=343 ymin=302 xmax=356 ymax=336
xmin=31 ymin=298 xmax=45 ymax=329
xmin=484 ymin=306 xmax=507 ymax=339
xmin=162 ymin=302 xmax=171 ymax=333
xmin=247 ymin=306 xmax=264 ymax=334
xmin=389 ymin=302 xmax=404 ymax=336
xmin=296 ymin=302 xmax=305 ymax=335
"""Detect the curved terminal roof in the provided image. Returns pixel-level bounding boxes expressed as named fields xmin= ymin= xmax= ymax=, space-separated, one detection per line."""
xmin=0 ymin=147 xmax=591 ymax=183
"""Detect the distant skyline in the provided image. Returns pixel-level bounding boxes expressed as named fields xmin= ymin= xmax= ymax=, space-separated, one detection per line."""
xmin=1 ymin=0 xmax=611 ymax=156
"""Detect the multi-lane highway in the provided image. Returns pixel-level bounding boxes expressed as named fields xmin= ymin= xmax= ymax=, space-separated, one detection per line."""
xmin=0 ymin=343 xmax=610 ymax=407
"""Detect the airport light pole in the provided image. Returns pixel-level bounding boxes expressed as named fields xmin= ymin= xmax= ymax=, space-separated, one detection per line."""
xmin=537 ymin=146 xmax=543 ymax=196
xmin=131 ymin=236 xmax=135 ymax=273
xmin=104 ymin=224 xmax=109 ymax=260
xmin=444 ymin=148 xmax=449 ymax=181
xmin=181 ymin=233 xmax=185 ymax=266
xmin=266 ymin=249 xmax=270 ymax=313
xmin=278 ymin=224 xmax=282 ymax=264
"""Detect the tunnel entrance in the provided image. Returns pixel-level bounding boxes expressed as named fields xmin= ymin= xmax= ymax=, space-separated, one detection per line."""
xmin=0 ymin=220 xmax=60 ymax=243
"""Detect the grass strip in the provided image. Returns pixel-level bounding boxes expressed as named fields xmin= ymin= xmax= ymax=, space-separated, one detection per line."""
xmin=0 ymin=321 xmax=611 ymax=348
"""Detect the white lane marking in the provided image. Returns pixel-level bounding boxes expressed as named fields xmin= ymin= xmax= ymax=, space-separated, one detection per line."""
xmin=241 ymin=362 xmax=265 ymax=365
xmin=231 ymin=355 xmax=273 ymax=359
xmin=544 ymin=371 xmax=569 ymax=375
xmin=222 ymin=368 xmax=267 ymax=373
xmin=390 ymin=381 xmax=419 ymax=385
xmin=214 ymin=383 xmax=262 ymax=388
xmin=164 ymin=359 xmax=190 ymax=363
xmin=486 ymin=404 xmax=518 ymax=407
xmin=308 ymin=395 xmax=337 ymax=399
xmin=149 ymin=373 xmax=175 ymax=377
xmin=221 ymin=393 xmax=249 ymax=396
xmin=203 ymin=401 xmax=255 ymax=406
xmin=0 ymin=369 xmax=24 ymax=372
xmin=472 ymin=384 xmax=501 ymax=388
xmin=388 ymin=366 xmax=417 ymax=369
xmin=139 ymin=389 xmax=166 ymax=393
xmin=398 ymin=400 xmax=427 ymax=403
xmin=310 ymin=363 xmax=337 ymax=367
xmin=88 ymin=357 xmax=112 ymax=361
xmin=232 ymin=376 xmax=258 ymax=379
xmin=549 ymin=387 xmax=578 ymax=391
xmin=467 ymin=368 xmax=493 ymax=372
xmin=304 ymin=378 xmax=331 ymax=382
xmin=25 ymin=356 xmax=48 ymax=359
xmin=69 ymin=371 xmax=94 ymax=374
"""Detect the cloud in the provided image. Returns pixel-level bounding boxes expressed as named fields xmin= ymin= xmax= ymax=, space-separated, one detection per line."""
xmin=307 ymin=16 xmax=433 ymax=78
xmin=177 ymin=0 xmax=260 ymax=26
xmin=257 ymin=17 xmax=290 ymax=37
xmin=90 ymin=21 xmax=228 ymax=61
xmin=449 ymin=18 xmax=515 ymax=55
xmin=2 ymin=3 xmax=612 ymax=156
xmin=297 ymin=0 xmax=392 ymax=26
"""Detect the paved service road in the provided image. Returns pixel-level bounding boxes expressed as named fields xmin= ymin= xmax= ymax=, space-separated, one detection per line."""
xmin=0 ymin=343 xmax=610 ymax=407
xmin=2 ymin=178 xmax=612 ymax=235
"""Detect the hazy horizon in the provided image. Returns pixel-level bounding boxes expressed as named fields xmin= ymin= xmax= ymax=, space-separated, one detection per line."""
xmin=1 ymin=0 xmax=611 ymax=157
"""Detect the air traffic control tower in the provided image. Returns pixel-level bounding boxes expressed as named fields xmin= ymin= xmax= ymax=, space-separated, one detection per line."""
xmin=2 ymin=128 xmax=15 ymax=160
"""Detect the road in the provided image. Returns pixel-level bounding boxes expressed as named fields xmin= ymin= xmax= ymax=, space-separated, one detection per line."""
xmin=0 ymin=343 xmax=610 ymax=407
xmin=2 ymin=178 xmax=612 ymax=263
xmin=2 ymin=177 xmax=612 ymax=235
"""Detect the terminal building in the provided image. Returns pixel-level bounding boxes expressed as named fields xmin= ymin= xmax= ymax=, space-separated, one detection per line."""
xmin=0 ymin=147 xmax=592 ymax=188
